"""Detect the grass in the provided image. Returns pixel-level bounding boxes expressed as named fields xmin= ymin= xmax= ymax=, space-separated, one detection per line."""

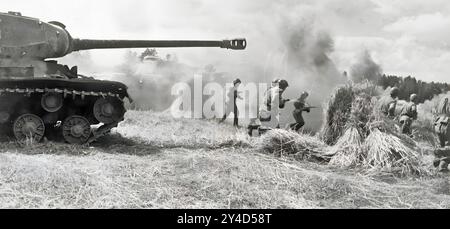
xmin=0 ymin=110 xmax=449 ymax=208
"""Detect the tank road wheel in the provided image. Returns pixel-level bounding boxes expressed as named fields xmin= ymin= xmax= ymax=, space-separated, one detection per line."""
xmin=41 ymin=92 xmax=64 ymax=113
xmin=13 ymin=114 xmax=45 ymax=143
xmin=62 ymin=116 xmax=91 ymax=144
xmin=93 ymin=98 xmax=125 ymax=124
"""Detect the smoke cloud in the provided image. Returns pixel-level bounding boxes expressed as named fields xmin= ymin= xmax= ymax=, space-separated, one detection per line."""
xmin=50 ymin=0 xmax=349 ymax=131
xmin=350 ymin=50 xmax=383 ymax=83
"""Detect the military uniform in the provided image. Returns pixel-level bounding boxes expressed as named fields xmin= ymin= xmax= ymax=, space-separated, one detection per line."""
xmin=435 ymin=98 xmax=450 ymax=147
xmin=399 ymin=101 xmax=417 ymax=135
xmin=254 ymin=79 xmax=289 ymax=132
xmin=380 ymin=87 xmax=399 ymax=118
xmin=433 ymin=97 xmax=450 ymax=171
xmin=259 ymin=81 xmax=288 ymax=123
xmin=380 ymin=96 xmax=397 ymax=118
xmin=289 ymin=98 xmax=310 ymax=131
xmin=220 ymin=79 xmax=242 ymax=127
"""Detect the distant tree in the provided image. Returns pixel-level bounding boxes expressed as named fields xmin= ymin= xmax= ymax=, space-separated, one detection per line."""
xmin=139 ymin=48 xmax=158 ymax=61
xmin=370 ymin=73 xmax=450 ymax=103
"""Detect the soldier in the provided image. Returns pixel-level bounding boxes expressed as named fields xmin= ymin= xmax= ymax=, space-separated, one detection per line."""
xmin=380 ymin=87 xmax=399 ymax=118
xmin=271 ymin=78 xmax=281 ymax=87
xmin=259 ymin=79 xmax=289 ymax=122
xmin=249 ymin=79 xmax=290 ymax=135
xmin=433 ymin=97 xmax=450 ymax=172
xmin=289 ymin=92 xmax=311 ymax=132
xmin=435 ymin=97 xmax=450 ymax=147
xmin=399 ymin=93 xmax=418 ymax=136
xmin=219 ymin=78 xmax=243 ymax=127
xmin=260 ymin=78 xmax=281 ymax=109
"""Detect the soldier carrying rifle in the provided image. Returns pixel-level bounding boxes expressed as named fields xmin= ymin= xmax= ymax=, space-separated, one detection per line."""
xmin=288 ymin=92 xmax=315 ymax=132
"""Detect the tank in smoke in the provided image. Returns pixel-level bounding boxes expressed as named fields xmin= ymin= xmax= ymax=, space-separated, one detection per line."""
xmin=0 ymin=11 xmax=247 ymax=144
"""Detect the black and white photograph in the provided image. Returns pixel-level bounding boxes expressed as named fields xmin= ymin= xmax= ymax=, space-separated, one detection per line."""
xmin=1 ymin=0 xmax=450 ymax=216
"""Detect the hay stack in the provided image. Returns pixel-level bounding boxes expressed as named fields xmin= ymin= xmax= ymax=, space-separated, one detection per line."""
xmin=320 ymin=82 xmax=380 ymax=146
xmin=326 ymin=82 xmax=378 ymax=167
xmin=325 ymin=83 xmax=430 ymax=174
xmin=256 ymin=129 xmax=327 ymax=161
xmin=320 ymin=84 xmax=355 ymax=145
xmin=364 ymin=128 xmax=424 ymax=175
xmin=328 ymin=126 xmax=364 ymax=167
xmin=257 ymin=129 xmax=298 ymax=156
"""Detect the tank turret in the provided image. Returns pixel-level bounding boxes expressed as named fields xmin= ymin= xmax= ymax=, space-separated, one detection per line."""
xmin=0 ymin=11 xmax=246 ymax=77
xmin=0 ymin=11 xmax=247 ymax=144
xmin=0 ymin=11 xmax=246 ymax=59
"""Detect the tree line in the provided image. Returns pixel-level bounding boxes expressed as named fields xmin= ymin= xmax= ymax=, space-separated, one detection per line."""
xmin=376 ymin=74 xmax=450 ymax=103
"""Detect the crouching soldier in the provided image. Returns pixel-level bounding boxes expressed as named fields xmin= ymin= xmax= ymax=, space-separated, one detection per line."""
xmin=399 ymin=94 xmax=418 ymax=136
xmin=259 ymin=79 xmax=290 ymax=127
xmin=289 ymin=92 xmax=311 ymax=132
xmin=248 ymin=79 xmax=289 ymax=136
xmin=380 ymin=87 xmax=399 ymax=118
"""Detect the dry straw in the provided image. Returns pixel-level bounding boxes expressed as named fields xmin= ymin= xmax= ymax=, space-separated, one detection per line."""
xmin=320 ymin=84 xmax=355 ymax=145
xmin=324 ymin=82 xmax=431 ymax=176
xmin=320 ymin=81 xmax=380 ymax=146
xmin=362 ymin=108 xmax=430 ymax=176
xmin=256 ymin=129 xmax=329 ymax=162
xmin=329 ymin=126 xmax=364 ymax=167
xmin=363 ymin=128 xmax=425 ymax=175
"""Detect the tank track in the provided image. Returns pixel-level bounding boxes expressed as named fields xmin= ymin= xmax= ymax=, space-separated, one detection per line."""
xmin=0 ymin=88 xmax=125 ymax=100
xmin=0 ymin=86 xmax=126 ymax=144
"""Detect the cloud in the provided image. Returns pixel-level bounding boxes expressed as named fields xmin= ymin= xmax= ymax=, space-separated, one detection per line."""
xmin=373 ymin=0 xmax=450 ymax=17
xmin=384 ymin=13 xmax=450 ymax=48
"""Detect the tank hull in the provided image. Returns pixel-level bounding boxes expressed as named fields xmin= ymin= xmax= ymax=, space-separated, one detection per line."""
xmin=0 ymin=77 xmax=128 ymax=144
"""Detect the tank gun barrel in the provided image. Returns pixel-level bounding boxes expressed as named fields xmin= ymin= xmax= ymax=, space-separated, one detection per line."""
xmin=72 ymin=38 xmax=247 ymax=51
xmin=0 ymin=11 xmax=246 ymax=59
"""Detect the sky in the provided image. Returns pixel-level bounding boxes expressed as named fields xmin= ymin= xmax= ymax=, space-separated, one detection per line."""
xmin=4 ymin=0 xmax=450 ymax=83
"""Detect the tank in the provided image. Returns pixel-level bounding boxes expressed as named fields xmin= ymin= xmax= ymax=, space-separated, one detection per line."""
xmin=0 ymin=11 xmax=246 ymax=144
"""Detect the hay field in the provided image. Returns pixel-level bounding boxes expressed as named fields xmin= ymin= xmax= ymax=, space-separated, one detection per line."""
xmin=0 ymin=110 xmax=449 ymax=209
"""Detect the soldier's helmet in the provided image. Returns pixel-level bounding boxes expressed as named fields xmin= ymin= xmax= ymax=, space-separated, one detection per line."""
xmin=271 ymin=78 xmax=281 ymax=87
xmin=233 ymin=78 xmax=242 ymax=85
xmin=410 ymin=94 xmax=418 ymax=103
xmin=390 ymin=87 xmax=400 ymax=98
xmin=300 ymin=91 xmax=309 ymax=98
xmin=278 ymin=79 xmax=289 ymax=90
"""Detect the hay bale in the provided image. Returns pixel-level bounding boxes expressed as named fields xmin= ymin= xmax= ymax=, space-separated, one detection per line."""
xmin=364 ymin=128 xmax=425 ymax=175
xmin=320 ymin=84 xmax=355 ymax=145
xmin=349 ymin=94 xmax=376 ymax=136
xmin=320 ymin=82 xmax=380 ymax=146
xmin=329 ymin=127 xmax=364 ymax=167
xmin=257 ymin=129 xmax=298 ymax=156
xmin=256 ymin=129 xmax=327 ymax=161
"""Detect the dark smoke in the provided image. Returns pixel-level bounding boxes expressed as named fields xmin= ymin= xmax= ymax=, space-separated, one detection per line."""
xmin=350 ymin=50 xmax=383 ymax=83
xmin=276 ymin=18 xmax=346 ymax=131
